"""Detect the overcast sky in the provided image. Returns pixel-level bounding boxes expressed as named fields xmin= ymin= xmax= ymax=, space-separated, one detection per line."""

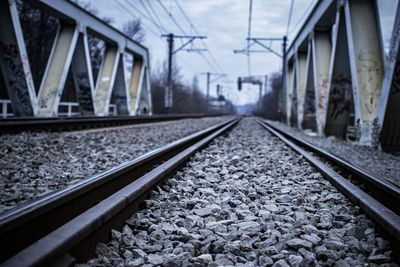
xmin=82 ymin=0 xmax=398 ymax=106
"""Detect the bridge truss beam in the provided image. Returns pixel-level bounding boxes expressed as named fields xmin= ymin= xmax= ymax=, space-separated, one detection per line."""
xmin=0 ymin=0 xmax=152 ymax=117
xmin=284 ymin=0 xmax=400 ymax=149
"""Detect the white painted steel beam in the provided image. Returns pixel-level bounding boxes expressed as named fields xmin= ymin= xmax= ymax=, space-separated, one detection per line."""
xmin=94 ymin=46 xmax=120 ymax=116
xmin=286 ymin=0 xmax=335 ymax=60
xmin=135 ymin=66 xmax=152 ymax=115
xmin=33 ymin=0 xmax=152 ymax=117
xmin=34 ymin=0 xmax=148 ymax=63
xmin=345 ymin=0 xmax=384 ymax=147
xmin=312 ymin=31 xmax=332 ymax=136
xmin=128 ymin=58 xmax=144 ymax=115
xmin=290 ymin=66 xmax=298 ymax=127
xmin=37 ymin=24 xmax=79 ymax=117
xmin=303 ymin=40 xmax=316 ymax=130
xmin=146 ymin=67 xmax=153 ymax=115
xmin=286 ymin=63 xmax=295 ymax=124
xmin=0 ymin=1 xmax=37 ymax=116
xmin=295 ymin=51 xmax=308 ymax=129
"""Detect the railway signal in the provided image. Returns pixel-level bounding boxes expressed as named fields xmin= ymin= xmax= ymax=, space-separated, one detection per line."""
xmin=237 ymin=76 xmax=264 ymax=108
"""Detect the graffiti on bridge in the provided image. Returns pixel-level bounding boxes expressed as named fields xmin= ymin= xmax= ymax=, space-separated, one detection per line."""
xmin=317 ymin=78 xmax=329 ymax=111
xmin=95 ymin=81 xmax=110 ymax=113
xmin=75 ymin=73 xmax=94 ymax=113
xmin=357 ymin=51 xmax=383 ymax=115
xmin=329 ymin=74 xmax=352 ymax=120
xmin=39 ymin=89 xmax=56 ymax=110
xmin=0 ymin=42 xmax=33 ymax=114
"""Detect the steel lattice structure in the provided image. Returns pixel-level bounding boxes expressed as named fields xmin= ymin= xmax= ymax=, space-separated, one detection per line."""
xmin=0 ymin=0 xmax=152 ymax=118
xmin=283 ymin=0 xmax=400 ymax=150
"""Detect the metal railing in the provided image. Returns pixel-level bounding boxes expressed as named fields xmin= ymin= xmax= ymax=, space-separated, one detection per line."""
xmin=0 ymin=99 xmax=14 ymax=118
xmin=109 ymin=104 xmax=117 ymax=116
xmin=57 ymin=102 xmax=118 ymax=117
xmin=58 ymin=102 xmax=80 ymax=117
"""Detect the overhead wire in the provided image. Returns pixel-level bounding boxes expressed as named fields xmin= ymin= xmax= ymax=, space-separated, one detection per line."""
xmin=159 ymin=0 xmax=222 ymax=75
xmin=173 ymin=0 xmax=196 ymax=31
xmin=114 ymin=0 xmax=161 ymax=37
xmin=145 ymin=0 xmax=167 ymax=33
xmin=174 ymin=0 xmax=226 ymax=74
xmin=139 ymin=0 xmax=166 ymax=33
xmin=117 ymin=0 xmax=228 ymax=88
xmin=82 ymin=0 xmax=227 ymax=93
xmin=156 ymin=0 xmax=187 ymax=35
xmin=118 ymin=0 xmax=164 ymax=34
xmin=173 ymin=0 xmax=228 ymax=81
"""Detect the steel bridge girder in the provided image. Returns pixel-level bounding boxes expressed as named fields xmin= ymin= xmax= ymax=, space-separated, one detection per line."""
xmin=295 ymin=52 xmax=308 ymax=129
xmin=286 ymin=63 xmax=295 ymax=124
xmin=312 ymin=32 xmax=332 ymax=136
xmin=0 ymin=1 xmax=37 ymax=116
xmin=345 ymin=0 xmax=384 ymax=146
xmin=128 ymin=59 xmax=144 ymax=115
xmin=94 ymin=46 xmax=120 ymax=116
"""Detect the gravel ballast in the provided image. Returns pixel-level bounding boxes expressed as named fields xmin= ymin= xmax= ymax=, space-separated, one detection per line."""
xmin=0 ymin=117 xmax=229 ymax=213
xmin=268 ymin=121 xmax=400 ymax=187
xmin=80 ymin=118 xmax=397 ymax=266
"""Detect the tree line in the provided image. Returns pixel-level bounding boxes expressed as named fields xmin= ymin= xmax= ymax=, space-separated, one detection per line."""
xmin=252 ymin=72 xmax=282 ymax=120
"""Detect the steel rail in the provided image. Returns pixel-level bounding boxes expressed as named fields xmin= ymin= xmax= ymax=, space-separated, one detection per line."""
xmin=260 ymin=119 xmax=400 ymax=215
xmin=0 ymin=113 xmax=228 ymax=133
xmin=257 ymin=120 xmax=400 ymax=252
xmin=0 ymin=117 xmax=239 ymax=264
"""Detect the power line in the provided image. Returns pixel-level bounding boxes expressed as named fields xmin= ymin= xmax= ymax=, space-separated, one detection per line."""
xmin=126 ymin=0 xmax=228 ymax=86
xmin=157 ymin=0 xmax=187 ymax=35
xmin=96 ymin=0 xmax=225 ymax=87
xmin=145 ymin=0 xmax=167 ymax=33
xmin=173 ymin=0 xmax=227 ymax=77
xmin=158 ymin=0 xmax=220 ymax=76
xmin=139 ymin=0 xmax=165 ymax=33
xmin=114 ymin=0 xmax=161 ymax=37
xmin=173 ymin=0 xmax=196 ymax=32
xmin=118 ymin=0 xmax=164 ymax=34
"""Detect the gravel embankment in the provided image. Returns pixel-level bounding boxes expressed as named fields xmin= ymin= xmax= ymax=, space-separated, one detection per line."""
xmin=268 ymin=121 xmax=400 ymax=187
xmin=0 ymin=117 xmax=230 ymax=213
xmin=79 ymin=118 xmax=396 ymax=266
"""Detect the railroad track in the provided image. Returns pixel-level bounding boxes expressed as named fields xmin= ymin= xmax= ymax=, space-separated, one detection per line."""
xmin=0 ymin=113 xmax=226 ymax=133
xmin=0 ymin=117 xmax=240 ymax=266
xmin=258 ymin=119 xmax=400 ymax=258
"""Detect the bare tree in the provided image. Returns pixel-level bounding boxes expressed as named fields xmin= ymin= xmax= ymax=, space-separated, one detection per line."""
xmin=123 ymin=19 xmax=145 ymax=43
xmin=16 ymin=0 xmax=59 ymax=92
xmin=150 ymin=62 xmax=235 ymax=114
xmin=70 ymin=0 xmax=114 ymax=24
xmin=254 ymin=72 xmax=282 ymax=120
